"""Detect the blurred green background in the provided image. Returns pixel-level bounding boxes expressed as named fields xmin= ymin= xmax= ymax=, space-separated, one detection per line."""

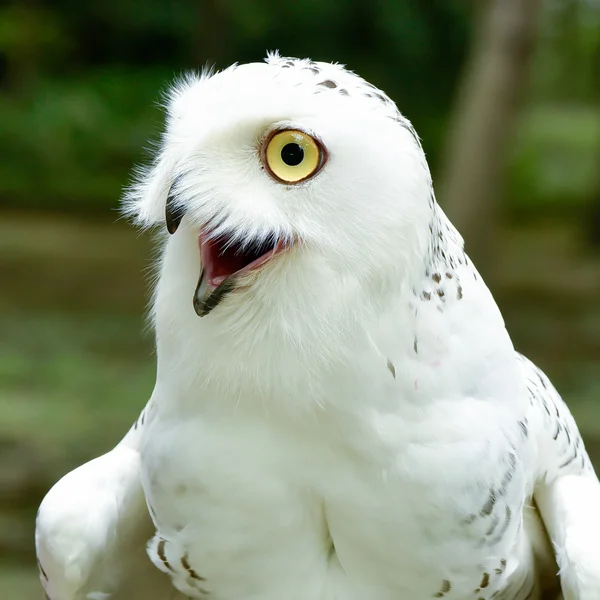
xmin=1 ymin=1 xmax=599 ymax=597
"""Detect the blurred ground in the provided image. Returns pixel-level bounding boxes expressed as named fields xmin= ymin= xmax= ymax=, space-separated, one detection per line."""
xmin=1 ymin=212 xmax=600 ymax=598
xmin=0 ymin=214 xmax=154 ymax=598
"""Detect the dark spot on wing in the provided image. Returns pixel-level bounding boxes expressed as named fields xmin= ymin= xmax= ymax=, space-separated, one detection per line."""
xmin=559 ymin=449 xmax=579 ymax=469
xmin=553 ymin=422 xmax=561 ymax=440
xmin=319 ymin=80 xmax=337 ymax=88
xmin=181 ymin=554 xmax=206 ymax=581
xmin=518 ymin=419 xmax=529 ymax=437
xmin=495 ymin=558 xmax=507 ymax=575
xmin=433 ymin=578 xmax=452 ymax=596
xmin=148 ymin=501 xmax=158 ymax=521
xmin=37 ymin=560 xmax=48 ymax=581
xmin=387 ymin=360 xmax=396 ymax=379
xmin=489 ymin=506 xmax=512 ymax=545
xmin=497 ymin=453 xmax=517 ymax=495
xmin=485 ymin=513 xmax=500 ymax=536
xmin=480 ymin=490 xmax=497 ymax=517
xmin=157 ymin=539 xmax=174 ymax=572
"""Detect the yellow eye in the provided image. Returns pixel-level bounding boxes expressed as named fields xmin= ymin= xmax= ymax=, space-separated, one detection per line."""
xmin=262 ymin=129 xmax=324 ymax=183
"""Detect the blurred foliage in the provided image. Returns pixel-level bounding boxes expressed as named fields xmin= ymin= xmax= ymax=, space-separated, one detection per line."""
xmin=508 ymin=0 xmax=600 ymax=218
xmin=510 ymin=105 xmax=600 ymax=213
xmin=1 ymin=0 xmax=599 ymax=218
xmin=0 ymin=1 xmax=598 ymax=219
xmin=0 ymin=0 xmax=471 ymax=211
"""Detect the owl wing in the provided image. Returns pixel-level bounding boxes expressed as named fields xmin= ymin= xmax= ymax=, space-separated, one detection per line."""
xmin=518 ymin=354 xmax=600 ymax=599
xmin=35 ymin=402 xmax=187 ymax=600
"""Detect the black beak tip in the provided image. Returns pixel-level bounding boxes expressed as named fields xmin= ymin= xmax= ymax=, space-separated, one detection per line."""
xmin=193 ymin=274 xmax=237 ymax=318
xmin=193 ymin=298 xmax=210 ymax=317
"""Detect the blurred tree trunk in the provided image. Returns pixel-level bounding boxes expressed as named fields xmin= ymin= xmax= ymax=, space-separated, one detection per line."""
xmin=437 ymin=0 xmax=541 ymax=278
xmin=192 ymin=0 xmax=230 ymax=67
xmin=0 ymin=0 xmax=63 ymax=100
xmin=587 ymin=14 xmax=600 ymax=248
xmin=0 ymin=0 xmax=41 ymax=97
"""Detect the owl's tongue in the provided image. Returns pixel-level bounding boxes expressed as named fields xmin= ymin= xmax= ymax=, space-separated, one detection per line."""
xmin=193 ymin=231 xmax=285 ymax=316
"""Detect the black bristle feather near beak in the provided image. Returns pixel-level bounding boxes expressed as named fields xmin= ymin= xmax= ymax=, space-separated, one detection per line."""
xmin=165 ymin=182 xmax=186 ymax=234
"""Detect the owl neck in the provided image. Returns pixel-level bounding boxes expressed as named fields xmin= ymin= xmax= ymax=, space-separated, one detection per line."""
xmin=150 ymin=204 xmax=472 ymax=416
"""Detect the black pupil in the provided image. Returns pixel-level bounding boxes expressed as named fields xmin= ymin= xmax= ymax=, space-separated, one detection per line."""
xmin=281 ymin=143 xmax=304 ymax=167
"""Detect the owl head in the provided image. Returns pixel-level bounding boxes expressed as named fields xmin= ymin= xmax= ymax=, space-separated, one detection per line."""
xmin=124 ymin=53 xmax=439 ymax=357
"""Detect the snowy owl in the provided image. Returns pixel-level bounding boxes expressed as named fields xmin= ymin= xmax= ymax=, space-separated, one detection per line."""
xmin=35 ymin=53 xmax=600 ymax=600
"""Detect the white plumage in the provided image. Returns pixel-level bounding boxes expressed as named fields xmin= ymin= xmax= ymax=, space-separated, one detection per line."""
xmin=35 ymin=53 xmax=600 ymax=600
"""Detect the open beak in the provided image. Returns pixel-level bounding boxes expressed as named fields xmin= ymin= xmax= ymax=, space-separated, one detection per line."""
xmin=193 ymin=232 xmax=287 ymax=317
xmin=164 ymin=187 xmax=288 ymax=317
